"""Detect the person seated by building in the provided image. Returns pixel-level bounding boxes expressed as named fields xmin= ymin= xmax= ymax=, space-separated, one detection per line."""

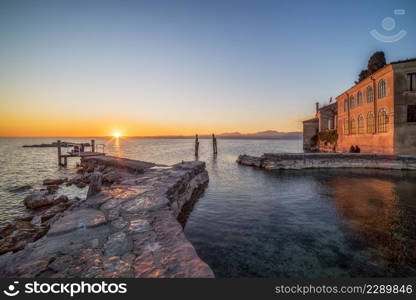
xmin=355 ymin=145 xmax=361 ymax=153
xmin=350 ymin=145 xmax=356 ymax=153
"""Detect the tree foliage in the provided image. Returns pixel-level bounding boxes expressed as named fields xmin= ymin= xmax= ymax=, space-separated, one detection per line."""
xmin=318 ymin=130 xmax=338 ymax=144
xmin=367 ymin=51 xmax=386 ymax=74
xmin=355 ymin=51 xmax=386 ymax=84
xmin=355 ymin=69 xmax=370 ymax=84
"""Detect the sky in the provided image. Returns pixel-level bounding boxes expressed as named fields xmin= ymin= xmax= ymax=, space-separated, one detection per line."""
xmin=0 ymin=0 xmax=415 ymax=137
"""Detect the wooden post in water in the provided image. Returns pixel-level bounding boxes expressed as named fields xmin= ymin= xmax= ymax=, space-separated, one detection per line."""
xmin=91 ymin=139 xmax=95 ymax=152
xmin=57 ymin=140 xmax=62 ymax=166
xmin=212 ymin=133 xmax=218 ymax=155
xmin=194 ymin=134 xmax=199 ymax=157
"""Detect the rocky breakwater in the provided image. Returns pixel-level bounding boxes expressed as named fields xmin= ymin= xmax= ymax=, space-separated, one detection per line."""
xmin=0 ymin=156 xmax=213 ymax=278
xmin=237 ymin=153 xmax=416 ymax=170
xmin=0 ymin=178 xmax=76 ymax=255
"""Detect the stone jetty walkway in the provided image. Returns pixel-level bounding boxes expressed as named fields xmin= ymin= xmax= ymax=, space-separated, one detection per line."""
xmin=0 ymin=156 xmax=214 ymax=278
xmin=237 ymin=153 xmax=416 ymax=170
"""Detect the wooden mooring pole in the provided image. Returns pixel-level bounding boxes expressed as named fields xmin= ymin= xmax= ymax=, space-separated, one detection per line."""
xmin=212 ymin=134 xmax=218 ymax=155
xmin=91 ymin=139 xmax=95 ymax=152
xmin=57 ymin=140 xmax=62 ymax=166
xmin=195 ymin=134 xmax=199 ymax=157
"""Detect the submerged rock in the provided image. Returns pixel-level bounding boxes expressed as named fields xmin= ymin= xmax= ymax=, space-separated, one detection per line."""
xmin=8 ymin=185 xmax=32 ymax=193
xmin=76 ymin=182 xmax=87 ymax=188
xmin=46 ymin=185 xmax=59 ymax=194
xmin=43 ymin=178 xmax=66 ymax=186
xmin=24 ymin=191 xmax=68 ymax=210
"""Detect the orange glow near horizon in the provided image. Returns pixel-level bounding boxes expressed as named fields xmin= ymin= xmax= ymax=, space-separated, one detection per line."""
xmin=0 ymin=91 xmax=305 ymax=137
xmin=0 ymin=109 xmax=304 ymax=138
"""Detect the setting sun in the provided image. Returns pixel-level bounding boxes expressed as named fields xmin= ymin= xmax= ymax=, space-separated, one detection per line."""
xmin=113 ymin=132 xmax=122 ymax=138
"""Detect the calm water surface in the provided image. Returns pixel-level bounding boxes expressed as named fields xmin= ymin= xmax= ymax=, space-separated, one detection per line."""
xmin=0 ymin=137 xmax=415 ymax=277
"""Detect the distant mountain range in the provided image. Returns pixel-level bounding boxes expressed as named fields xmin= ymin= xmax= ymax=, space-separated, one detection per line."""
xmin=134 ymin=130 xmax=302 ymax=139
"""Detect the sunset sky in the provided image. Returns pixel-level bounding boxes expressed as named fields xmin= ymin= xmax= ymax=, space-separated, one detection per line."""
xmin=1 ymin=0 xmax=415 ymax=137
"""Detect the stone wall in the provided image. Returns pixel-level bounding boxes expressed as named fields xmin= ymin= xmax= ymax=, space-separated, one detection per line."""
xmin=302 ymin=118 xmax=318 ymax=152
xmin=393 ymin=60 xmax=416 ymax=154
xmin=318 ymin=141 xmax=336 ymax=153
xmin=0 ymin=156 xmax=213 ymax=278
xmin=237 ymin=153 xmax=416 ymax=170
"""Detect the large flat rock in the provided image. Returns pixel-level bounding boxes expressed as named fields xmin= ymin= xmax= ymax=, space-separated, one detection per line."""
xmin=48 ymin=209 xmax=107 ymax=236
xmin=0 ymin=159 xmax=212 ymax=278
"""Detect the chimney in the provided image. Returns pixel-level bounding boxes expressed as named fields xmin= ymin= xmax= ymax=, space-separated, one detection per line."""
xmin=315 ymin=102 xmax=319 ymax=114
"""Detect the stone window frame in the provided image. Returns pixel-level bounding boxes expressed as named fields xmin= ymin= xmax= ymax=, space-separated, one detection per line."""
xmin=357 ymin=91 xmax=363 ymax=106
xmin=350 ymin=117 xmax=356 ymax=134
xmin=358 ymin=114 xmax=365 ymax=134
xmin=349 ymin=95 xmax=355 ymax=109
xmin=407 ymin=73 xmax=416 ymax=91
xmin=366 ymin=86 xmax=374 ymax=103
xmin=367 ymin=111 xmax=375 ymax=134
xmin=407 ymin=105 xmax=416 ymax=122
xmin=377 ymin=108 xmax=388 ymax=133
xmin=378 ymin=79 xmax=387 ymax=99
xmin=344 ymin=98 xmax=349 ymax=112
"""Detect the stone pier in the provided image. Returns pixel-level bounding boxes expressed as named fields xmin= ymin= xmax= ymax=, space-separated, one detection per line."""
xmin=0 ymin=156 xmax=213 ymax=278
xmin=237 ymin=153 xmax=416 ymax=170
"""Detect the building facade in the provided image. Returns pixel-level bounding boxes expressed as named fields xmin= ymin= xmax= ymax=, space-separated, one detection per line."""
xmin=336 ymin=58 xmax=416 ymax=154
xmin=302 ymin=117 xmax=318 ymax=152
xmin=303 ymin=57 xmax=416 ymax=154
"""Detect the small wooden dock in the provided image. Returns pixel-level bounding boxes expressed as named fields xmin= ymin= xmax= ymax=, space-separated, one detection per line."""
xmin=57 ymin=139 xmax=106 ymax=167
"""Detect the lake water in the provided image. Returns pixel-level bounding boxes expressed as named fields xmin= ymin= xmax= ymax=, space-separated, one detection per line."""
xmin=1 ymin=137 xmax=415 ymax=277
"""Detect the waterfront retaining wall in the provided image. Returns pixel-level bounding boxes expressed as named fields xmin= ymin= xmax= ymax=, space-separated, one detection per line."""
xmin=237 ymin=153 xmax=416 ymax=170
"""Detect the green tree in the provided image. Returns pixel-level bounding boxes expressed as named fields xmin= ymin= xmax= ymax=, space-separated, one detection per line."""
xmin=367 ymin=51 xmax=386 ymax=74
xmin=355 ymin=51 xmax=386 ymax=83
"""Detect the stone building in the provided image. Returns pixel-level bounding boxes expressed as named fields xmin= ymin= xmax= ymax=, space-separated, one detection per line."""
xmin=336 ymin=58 xmax=416 ymax=154
xmin=303 ymin=57 xmax=416 ymax=154
xmin=302 ymin=117 xmax=318 ymax=152
xmin=302 ymin=102 xmax=337 ymax=152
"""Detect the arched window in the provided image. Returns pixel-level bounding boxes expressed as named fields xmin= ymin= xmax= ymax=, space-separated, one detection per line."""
xmin=358 ymin=115 xmax=365 ymax=134
xmin=378 ymin=108 xmax=388 ymax=133
xmin=378 ymin=79 xmax=386 ymax=98
xmin=367 ymin=112 xmax=375 ymax=133
xmin=357 ymin=91 xmax=363 ymax=105
xmin=344 ymin=98 xmax=348 ymax=112
xmin=350 ymin=118 xmax=356 ymax=134
xmin=343 ymin=119 xmax=349 ymax=134
xmin=349 ymin=95 xmax=355 ymax=109
xmin=366 ymin=86 xmax=373 ymax=103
